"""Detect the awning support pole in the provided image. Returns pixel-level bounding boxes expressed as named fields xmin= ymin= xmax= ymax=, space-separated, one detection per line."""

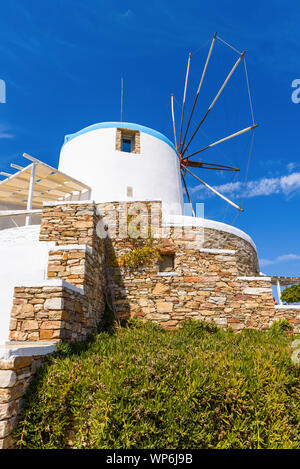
xmin=25 ymin=163 xmax=36 ymax=226
xmin=276 ymin=279 xmax=282 ymax=305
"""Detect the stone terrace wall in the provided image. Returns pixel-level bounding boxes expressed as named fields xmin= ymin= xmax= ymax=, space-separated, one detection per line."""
xmin=0 ymin=344 xmax=56 ymax=449
xmin=1 ymin=199 xmax=299 ymax=449
xmin=9 ymin=202 xmax=106 ymax=343
xmin=273 ymin=306 xmax=300 ymax=334
xmin=39 ymin=202 xmax=98 ymax=248
xmin=107 ymin=244 xmax=300 ymax=333
xmin=9 ymin=284 xmax=89 ymax=342
xmin=41 ymin=202 xmax=106 ymax=333
xmin=96 ymin=200 xmax=299 ymax=332
xmin=97 ymin=200 xmax=259 ymax=277
xmin=2 ymin=202 xmax=107 ymax=448
xmin=201 ymin=228 xmax=259 ymax=276
xmin=47 ymin=245 xmax=106 ymax=329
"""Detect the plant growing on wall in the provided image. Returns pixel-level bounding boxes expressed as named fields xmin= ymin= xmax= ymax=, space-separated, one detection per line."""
xmin=120 ymin=239 xmax=162 ymax=268
xmin=281 ymin=283 xmax=300 ymax=304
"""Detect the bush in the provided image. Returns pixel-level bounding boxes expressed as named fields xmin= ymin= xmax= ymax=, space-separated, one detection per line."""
xmin=14 ymin=320 xmax=300 ymax=449
xmin=281 ymin=284 xmax=300 ymax=304
xmin=268 ymin=319 xmax=293 ymax=337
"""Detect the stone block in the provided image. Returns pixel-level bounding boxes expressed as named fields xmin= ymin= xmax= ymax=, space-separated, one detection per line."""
xmin=40 ymin=330 xmax=54 ymax=340
xmin=0 ymin=401 xmax=18 ymax=421
xmin=22 ymin=320 xmax=39 ymax=331
xmin=0 ymin=435 xmax=14 ymax=449
xmin=44 ymin=298 xmax=64 ymax=310
xmin=152 ymin=283 xmax=170 ymax=295
xmin=156 ymin=302 xmax=173 ymax=313
xmin=0 ymin=417 xmax=16 ymax=439
xmin=40 ymin=320 xmax=62 ymax=330
xmin=243 ymin=287 xmax=272 ymax=295
xmin=0 ymin=371 xmax=17 ymax=389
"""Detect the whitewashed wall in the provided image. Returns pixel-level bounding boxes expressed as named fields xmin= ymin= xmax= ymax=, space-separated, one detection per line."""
xmin=0 ymin=226 xmax=54 ymax=344
xmin=59 ymin=123 xmax=184 ymax=215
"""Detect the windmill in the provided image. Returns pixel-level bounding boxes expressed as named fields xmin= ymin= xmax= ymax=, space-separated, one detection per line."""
xmin=170 ymin=33 xmax=258 ymax=217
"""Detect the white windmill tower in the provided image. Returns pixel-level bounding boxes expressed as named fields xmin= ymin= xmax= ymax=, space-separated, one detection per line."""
xmin=58 ymin=122 xmax=184 ymax=216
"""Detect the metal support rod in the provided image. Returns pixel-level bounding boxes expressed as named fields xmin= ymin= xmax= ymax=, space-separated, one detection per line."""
xmin=25 ymin=163 xmax=36 ymax=226
xmin=182 ymin=50 xmax=246 ymax=157
xmin=276 ymin=279 xmax=282 ymax=305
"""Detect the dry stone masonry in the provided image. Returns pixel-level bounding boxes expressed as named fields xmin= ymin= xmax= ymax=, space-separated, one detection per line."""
xmin=1 ymin=199 xmax=300 ymax=448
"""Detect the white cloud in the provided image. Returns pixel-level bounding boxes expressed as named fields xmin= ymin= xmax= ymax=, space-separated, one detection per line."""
xmin=0 ymin=124 xmax=15 ymax=139
xmin=115 ymin=9 xmax=133 ymax=19
xmin=191 ymin=172 xmax=300 ymax=199
xmin=0 ymin=132 xmax=14 ymax=139
xmin=260 ymin=254 xmax=300 ymax=267
xmin=287 ymin=162 xmax=296 ymax=172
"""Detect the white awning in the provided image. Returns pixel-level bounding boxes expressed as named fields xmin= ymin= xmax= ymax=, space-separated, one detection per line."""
xmin=270 ymin=276 xmax=300 ymax=286
xmin=0 ymin=153 xmax=91 ymax=208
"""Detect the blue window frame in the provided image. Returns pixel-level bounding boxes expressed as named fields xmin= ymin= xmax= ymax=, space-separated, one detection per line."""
xmin=121 ymin=137 xmax=133 ymax=153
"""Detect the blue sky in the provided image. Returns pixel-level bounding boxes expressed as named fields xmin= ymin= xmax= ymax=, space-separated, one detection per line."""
xmin=0 ymin=0 xmax=300 ymax=280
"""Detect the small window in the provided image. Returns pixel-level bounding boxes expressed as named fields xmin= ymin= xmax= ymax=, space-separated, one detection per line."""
xmin=127 ymin=186 xmax=133 ymax=197
xmin=116 ymin=128 xmax=140 ymax=154
xmin=159 ymin=254 xmax=175 ymax=272
xmin=122 ymin=136 xmax=133 ymax=153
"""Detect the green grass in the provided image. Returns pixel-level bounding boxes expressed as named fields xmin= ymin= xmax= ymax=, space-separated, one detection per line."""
xmin=14 ymin=319 xmax=300 ymax=449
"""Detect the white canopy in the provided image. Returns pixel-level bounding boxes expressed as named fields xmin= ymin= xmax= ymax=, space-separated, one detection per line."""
xmin=0 ymin=153 xmax=91 ymax=208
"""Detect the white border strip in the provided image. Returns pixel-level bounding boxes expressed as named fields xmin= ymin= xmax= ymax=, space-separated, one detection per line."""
xmin=43 ymin=200 xmax=95 ymax=207
xmin=14 ymin=279 xmax=84 ymax=295
xmin=50 ymin=244 xmax=92 ymax=255
xmin=275 ymin=305 xmax=300 ymax=310
xmin=43 ymin=200 xmax=102 ymax=218
xmin=163 ymin=214 xmax=257 ymax=251
xmin=0 ymin=342 xmax=57 ymax=359
xmin=237 ymin=276 xmax=272 ymax=281
xmin=199 ymin=248 xmax=236 ymax=254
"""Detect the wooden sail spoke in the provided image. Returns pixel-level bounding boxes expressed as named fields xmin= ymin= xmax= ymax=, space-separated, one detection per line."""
xmin=180 ymin=32 xmax=217 ymax=153
xmin=179 ymin=53 xmax=191 ymax=150
xmin=184 ymin=166 xmax=243 ymax=212
xmin=180 ymin=169 xmax=195 ymax=217
xmin=182 ymin=50 xmax=246 ymax=158
xmin=171 ymin=94 xmax=178 ymax=150
xmin=186 ymin=124 xmax=258 ymax=159
xmin=185 ymin=160 xmax=240 ymax=171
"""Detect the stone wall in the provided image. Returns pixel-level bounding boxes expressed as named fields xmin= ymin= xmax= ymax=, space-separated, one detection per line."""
xmin=0 ymin=343 xmax=56 ymax=449
xmin=9 ymin=202 xmax=106 ymax=343
xmin=273 ymin=306 xmax=300 ymax=333
xmin=97 ymin=200 xmax=259 ymax=277
xmin=39 ymin=202 xmax=99 ymax=248
xmin=2 ymin=199 xmax=299 ymax=449
xmin=3 ymin=202 xmax=107 ymax=448
xmin=200 ymin=228 xmax=259 ymax=276
xmin=9 ymin=283 xmax=89 ymax=342
xmin=108 ymin=252 xmax=300 ymax=332
xmin=47 ymin=245 xmax=106 ymax=328
xmin=96 ymin=200 xmax=298 ymax=332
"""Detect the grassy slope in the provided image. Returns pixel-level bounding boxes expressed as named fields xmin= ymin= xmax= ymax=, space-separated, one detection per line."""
xmin=14 ymin=320 xmax=300 ymax=449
